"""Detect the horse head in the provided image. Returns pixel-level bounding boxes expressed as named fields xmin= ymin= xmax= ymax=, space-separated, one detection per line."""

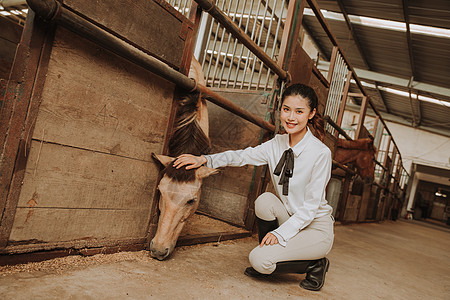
xmin=335 ymin=138 xmax=376 ymax=183
xmin=150 ymin=154 xmax=218 ymax=260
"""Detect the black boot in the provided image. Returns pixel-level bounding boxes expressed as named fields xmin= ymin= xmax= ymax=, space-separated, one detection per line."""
xmin=299 ymin=257 xmax=330 ymax=291
xmin=244 ymin=217 xmax=278 ymax=277
xmin=245 ymin=258 xmax=330 ymax=291
xmin=245 ymin=260 xmax=311 ymax=278
xmin=256 ymin=217 xmax=278 ymax=243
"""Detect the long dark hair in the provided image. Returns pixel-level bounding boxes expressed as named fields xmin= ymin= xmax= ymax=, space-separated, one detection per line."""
xmin=281 ymin=83 xmax=325 ymax=141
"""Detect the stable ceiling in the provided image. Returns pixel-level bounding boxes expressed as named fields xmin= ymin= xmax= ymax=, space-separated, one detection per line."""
xmin=304 ymin=0 xmax=450 ymax=136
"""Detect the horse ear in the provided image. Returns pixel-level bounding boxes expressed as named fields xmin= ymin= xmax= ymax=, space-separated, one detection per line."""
xmin=152 ymin=153 xmax=175 ymax=167
xmin=195 ymin=166 xmax=219 ymax=179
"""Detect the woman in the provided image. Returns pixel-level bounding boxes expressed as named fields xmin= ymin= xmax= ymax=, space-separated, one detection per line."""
xmin=173 ymin=83 xmax=334 ymax=291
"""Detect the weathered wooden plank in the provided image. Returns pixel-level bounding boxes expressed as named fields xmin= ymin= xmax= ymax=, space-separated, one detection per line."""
xmin=8 ymin=141 xmax=157 ymax=243
xmin=199 ymin=185 xmax=248 ymax=225
xmin=308 ymin=70 xmax=329 ymax=117
xmin=180 ymin=213 xmax=247 ymax=237
xmin=343 ymin=195 xmax=360 ymax=222
xmin=0 ymin=13 xmax=55 ymax=248
xmin=286 ymin=43 xmax=313 ymax=87
xmin=0 ymin=17 xmax=22 ymax=78
xmin=357 ymin=184 xmax=372 ymax=222
xmin=33 ymin=27 xmax=174 ymax=161
xmin=64 ymin=0 xmax=189 ymax=68
xmin=14 ymin=142 xmax=158 ymax=209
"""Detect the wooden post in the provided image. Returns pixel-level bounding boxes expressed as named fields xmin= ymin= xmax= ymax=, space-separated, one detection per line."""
xmin=355 ymin=96 xmax=368 ymax=139
xmin=0 ymin=12 xmax=55 ymax=248
xmin=327 ymin=46 xmax=338 ymax=83
xmin=335 ymin=69 xmax=352 ymax=130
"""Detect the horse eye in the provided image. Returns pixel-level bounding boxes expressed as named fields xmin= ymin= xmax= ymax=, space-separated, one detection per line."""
xmin=186 ymin=199 xmax=196 ymax=205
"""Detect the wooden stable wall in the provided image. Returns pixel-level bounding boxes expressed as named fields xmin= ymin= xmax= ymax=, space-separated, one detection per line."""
xmin=0 ymin=0 xmax=195 ymax=254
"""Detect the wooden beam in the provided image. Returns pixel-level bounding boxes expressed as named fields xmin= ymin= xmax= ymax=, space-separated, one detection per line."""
xmin=336 ymin=70 xmax=352 ymax=129
xmin=355 ymin=96 xmax=368 ymax=139
xmin=176 ymin=231 xmax=252 ymax=247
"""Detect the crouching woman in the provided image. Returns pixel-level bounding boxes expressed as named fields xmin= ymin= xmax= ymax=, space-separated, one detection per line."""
xmin=174 ymin=83 xmax=334 ymax=291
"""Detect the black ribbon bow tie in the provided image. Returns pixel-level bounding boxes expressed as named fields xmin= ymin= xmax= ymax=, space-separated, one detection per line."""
xmin=274 ymin=148 xmax=294 ymax=196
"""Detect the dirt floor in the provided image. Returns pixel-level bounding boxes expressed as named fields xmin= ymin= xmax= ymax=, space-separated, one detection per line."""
xmin=1 ymin=219 xmax=449 ymax=300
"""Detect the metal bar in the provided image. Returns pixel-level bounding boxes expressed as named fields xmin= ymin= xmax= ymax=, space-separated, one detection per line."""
xmin=257 ymin=0 xmax=276 ymax=89
xmin=218 ymin=0 xmax=239 ymax=88
xmin=225 ymin=0 xmax=247 ymax=87
xmin=332 ymin=160 xmax=356 ymax=175
xmin=194 ymin=0 xmax=288 ymax=80
xmin=256 ymin=0 xmax=275 ymax=90
xmin=26 ymin=0 xmax=275 ymax=133
xmin=205 ymin=1 xmax=225 ymax=85
xmin=249 ymin=0 xmax=269 ymax=89
xmin=264 ymin=0 xmax=285 ymax=90
xmin=241 ymin=0 xmax=263 ymax=88
xmin=332 ymin=54 xmax=345 ymax=123
xmin=233 ymin=0 xmax=255 ymax=88
xmin=202 ymin=9 xmax=215 ymax=78
xmin=323 ymin=116 xmax=352 ymax=140
xmin=210 ymin=0 xmax=233 ymax=87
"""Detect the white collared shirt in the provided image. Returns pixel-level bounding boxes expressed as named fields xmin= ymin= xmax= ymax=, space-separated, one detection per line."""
xmin=204 ymin=129 xmax=332 ymax=243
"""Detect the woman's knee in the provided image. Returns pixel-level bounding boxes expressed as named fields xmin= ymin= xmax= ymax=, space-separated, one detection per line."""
xmin=255 ymin=192 xmax=278 ymax=220
xmin=249 ymin=247 xmax=276 ymax=274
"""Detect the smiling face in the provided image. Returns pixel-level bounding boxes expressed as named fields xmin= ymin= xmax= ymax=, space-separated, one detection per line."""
xmin=280 ymin=95 xmax=316 ymax=146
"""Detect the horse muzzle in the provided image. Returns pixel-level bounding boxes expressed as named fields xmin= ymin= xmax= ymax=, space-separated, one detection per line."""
xmin=149 ymin=239 xmax=173 ymax=261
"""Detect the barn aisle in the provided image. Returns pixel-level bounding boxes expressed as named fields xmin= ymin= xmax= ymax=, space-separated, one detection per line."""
xmin=1 ymin=220 xmax=449 ymax=299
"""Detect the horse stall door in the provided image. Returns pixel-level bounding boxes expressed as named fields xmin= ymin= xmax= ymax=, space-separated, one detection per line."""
xmin=178 ymin=90 xmax=270 ymax=242
xmin=0 ymin=0 xmax=194 ymax=257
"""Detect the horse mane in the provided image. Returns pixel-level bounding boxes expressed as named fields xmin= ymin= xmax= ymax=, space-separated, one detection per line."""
xmin=165 ymin=91 xmax=211 ymax=182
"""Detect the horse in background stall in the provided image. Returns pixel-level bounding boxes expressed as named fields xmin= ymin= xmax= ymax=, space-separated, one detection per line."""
xmin=150 ymin=58 xmax=218 ymax=260
xmin=334 ymin=138 xmax=376 ymax=183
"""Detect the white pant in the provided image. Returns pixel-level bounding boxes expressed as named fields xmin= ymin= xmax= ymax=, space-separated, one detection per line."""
xmin=249 ymin=192 xmax=334 ymax=274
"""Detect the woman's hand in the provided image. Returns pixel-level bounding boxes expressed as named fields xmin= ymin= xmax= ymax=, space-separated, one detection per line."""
xmin=260 ymin=232 xmax=278 ymax=247
xmin=173 ymin=154 xmax=207 ymax=170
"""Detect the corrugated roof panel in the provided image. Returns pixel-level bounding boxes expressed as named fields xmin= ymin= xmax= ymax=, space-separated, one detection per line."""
xmin=353 ymin=25 xmax=411 ymax=77
xmin=412 ymin=34 xmax=450 ymax=87
xmin=420 ymin=102 xmax=450 ymax=130
xmin=303 ymin=16 xmax=367 ymax=68
xmin=325 ymin=0 xmax=404 ymax=22
xmin=409 ymin=0 xmax=450 ymax=29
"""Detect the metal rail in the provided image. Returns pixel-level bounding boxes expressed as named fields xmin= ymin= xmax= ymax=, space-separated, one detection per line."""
xmin=323 ymin=115 xmax=352 ymax=140
xmin=26 ymin=0 xmax=275 ymax=133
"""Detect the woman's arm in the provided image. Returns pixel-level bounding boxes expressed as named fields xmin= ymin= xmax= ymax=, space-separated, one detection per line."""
xmin=174 ymin=138 xmax=275 ymax=170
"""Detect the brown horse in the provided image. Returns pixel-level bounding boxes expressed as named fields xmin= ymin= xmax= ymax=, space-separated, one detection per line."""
xmin=150 ymin=59 xmax=218 ymax=260
xmin=334 ymin=138 xmax=376 ymax=181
